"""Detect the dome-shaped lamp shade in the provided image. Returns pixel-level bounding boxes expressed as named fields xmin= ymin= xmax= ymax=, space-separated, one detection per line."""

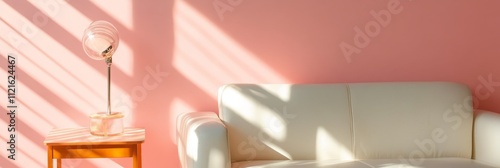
xmin=82 ymin=20 xmax=119 ymax=60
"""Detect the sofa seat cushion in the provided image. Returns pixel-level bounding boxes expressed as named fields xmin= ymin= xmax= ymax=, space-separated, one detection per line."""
xmin=231 ymin=158 xmax=496 ymax=168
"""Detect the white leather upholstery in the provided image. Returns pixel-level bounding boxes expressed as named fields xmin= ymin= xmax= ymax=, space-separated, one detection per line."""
xmin=177 ymin=112 xmax=230 ymax=168
xmin=349 ymin=82 xmax=472 ymax=159
xmin=219 ymin=84 xmax=354 ymax=162
xmin=474 ymin=110 xmax=500 ymax=167
xmin=177 ymin=82 xmax=500 ymax=168
xmin=231 ymin=158 xmax=496 ymax=168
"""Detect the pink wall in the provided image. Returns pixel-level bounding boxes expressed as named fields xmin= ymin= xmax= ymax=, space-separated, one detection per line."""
xmin=1 ymin=0 xmax=500 ymax=167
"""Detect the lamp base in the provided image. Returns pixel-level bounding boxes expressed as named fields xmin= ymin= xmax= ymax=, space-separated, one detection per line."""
xmin=89 ymin=112 xmax=124 ymax=136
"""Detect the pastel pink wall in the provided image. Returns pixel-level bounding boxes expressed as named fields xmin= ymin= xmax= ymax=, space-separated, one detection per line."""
xmin=1 ymin=0 xmax=500 ymax=167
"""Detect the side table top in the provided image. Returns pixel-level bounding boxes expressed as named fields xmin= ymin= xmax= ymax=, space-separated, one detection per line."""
xmin=44 ymin=128 xmax=145 ymax=145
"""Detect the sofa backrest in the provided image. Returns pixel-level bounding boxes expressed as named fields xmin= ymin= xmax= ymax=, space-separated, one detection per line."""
xmin=218 ymin=82 xmax=473 ymax=163
xmin=219 ymin=84 xmax=353 ymax=162
xmin=348 ymin=82 xmax=473 ymax=160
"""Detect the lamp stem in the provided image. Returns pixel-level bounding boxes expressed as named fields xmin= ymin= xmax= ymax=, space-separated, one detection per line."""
xmin=106 ymin=57 xmax=112 ymax=115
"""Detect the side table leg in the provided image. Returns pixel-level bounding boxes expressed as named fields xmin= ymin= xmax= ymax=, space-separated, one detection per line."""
xmin=57 ymin=159 xmax=61 ymax=168
xmin=133 ymin=144 xmax=142 ymax=168
xmin=47 ymin=145 xmax=53 ymax=168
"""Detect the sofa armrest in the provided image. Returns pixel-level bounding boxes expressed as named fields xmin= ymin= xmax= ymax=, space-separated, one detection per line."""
xmin=473 ymin=110 xmax=500 ymax=167
xmin=177 ymin=112 xmax=230 ymax=168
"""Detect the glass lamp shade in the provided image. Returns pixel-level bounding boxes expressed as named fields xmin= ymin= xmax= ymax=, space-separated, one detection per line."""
xmin=82 ymin=20 xmax=119 ymax=60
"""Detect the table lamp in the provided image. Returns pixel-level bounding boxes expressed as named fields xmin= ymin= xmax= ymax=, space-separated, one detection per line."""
xmin=82 ymin=20 xmax=124 ymax=136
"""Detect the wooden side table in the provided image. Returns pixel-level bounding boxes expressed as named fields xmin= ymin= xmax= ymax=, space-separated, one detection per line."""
xmin=44 ymin=128 xmax=145 ymax=168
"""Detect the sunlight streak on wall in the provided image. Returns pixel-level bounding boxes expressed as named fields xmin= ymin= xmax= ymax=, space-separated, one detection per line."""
xmin=0 ymin=4 xmax=104 ymax=109
xmin=1 ymin=33 xmax=88 ymax=129
xmin=87 ymin=0 xmax=134 ymax=30
xmin=9 ymin=39 xmax=103 ymax=113
xmin=27 ymin=0 xmax=92 ymax=43
xmin=18 ymin=81 xmax=80 ymax=127
xmin=23 ymin=0 xmax=136 ymax=77
xmin=173 ymin=1 xmax=288 ymax=96
xmin=1 ymin=8 xmax=131 ymax=116
xmin=27 ymin=0 xmax=135 ymax=76
xmin=14 ymin=130 xmax=47 ymax=167
xmin=0 ymin=11 xmax=132 ymax=166
xmin=2 ymin=1 xmax=134 ymax=82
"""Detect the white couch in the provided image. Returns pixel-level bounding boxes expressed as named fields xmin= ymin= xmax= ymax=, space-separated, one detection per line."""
xmin=177 ymin=82 xmax=500 ymax=168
